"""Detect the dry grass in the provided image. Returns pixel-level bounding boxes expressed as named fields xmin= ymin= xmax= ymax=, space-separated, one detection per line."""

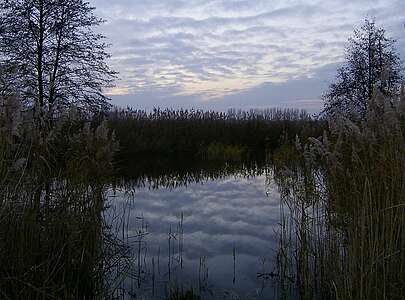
xmin=0 ymin=100 xmax=128 ymax=299
xmin=273 ymin=91 xmax=405 ymax=299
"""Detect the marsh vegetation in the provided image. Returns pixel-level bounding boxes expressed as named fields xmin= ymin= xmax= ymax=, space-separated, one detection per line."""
xmin=273 ymin=91 xmax=405 ymax=300
xmin=108 ymin=107 xmax=322 ymax=160
xmin=0 ymin=0 xmax=404 ymax=298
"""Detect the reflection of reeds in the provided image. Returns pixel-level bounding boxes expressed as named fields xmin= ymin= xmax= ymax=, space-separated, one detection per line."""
xmin=198 ymin=256 xmax=209 ymax=293
xmin=169 ymin=225 xmax=173 ymax=282
xmin=233 ymin=247 xmax=236 ymax=285
xmin=273 ymin=92 xmax=405 ymax=299
xmin=135 ymin=214 xmax=149 ymax=288
xmin=114 ymin=156 xmax=269 ymax=190
xmin=116 ymin=210 xmax=193 ymax=298
xmin=178 ymin=212 xmax=184 ymax=269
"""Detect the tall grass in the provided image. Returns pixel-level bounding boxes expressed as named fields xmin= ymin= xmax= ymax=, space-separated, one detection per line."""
xmin=0 ymin=96 xmax=129 ymax=299
xmin=273 ymin=90 xmax=405 ymax=299
xmin=108 ymin=107 xmax=323 ymax=159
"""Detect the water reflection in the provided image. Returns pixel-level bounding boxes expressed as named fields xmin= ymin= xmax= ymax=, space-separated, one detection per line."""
xmin=109 ymin=158 xmax=283 ymax=299
xmin=113 ymin=157 xmax=267 ymax=190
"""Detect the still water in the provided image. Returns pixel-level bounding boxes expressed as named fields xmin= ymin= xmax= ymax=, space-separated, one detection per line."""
xmin=108 ymin=159 xmax=284 ymax=299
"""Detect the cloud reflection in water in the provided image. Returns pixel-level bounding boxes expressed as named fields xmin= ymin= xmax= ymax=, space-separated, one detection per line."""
xmin=110 ymin=172 xmax=282 ymax=299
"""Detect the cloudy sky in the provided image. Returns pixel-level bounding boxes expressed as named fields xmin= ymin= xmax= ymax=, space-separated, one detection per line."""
xmin=90 ymin=0 xmax=405 ymax=112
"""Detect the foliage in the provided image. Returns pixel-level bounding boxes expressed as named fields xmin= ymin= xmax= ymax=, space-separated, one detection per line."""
xmin=272 ymin=143 xmax=301 ymax=164
xmin=169 ymin=288 xmax=201 ymax=300
xmin=323 ymin=19 xmax=404 ymax=120
xmin=0 ymin=0 xmax=116 ymax=123
xmin=0 ymin=95 xmax=125 ymax=299
xmin=275 ymin=90 xmax=405 ymax=299
xmin=206 ymin=142 xmax=246 ymax=161
xmin=109 ymin=107 xmax=324 ymax=160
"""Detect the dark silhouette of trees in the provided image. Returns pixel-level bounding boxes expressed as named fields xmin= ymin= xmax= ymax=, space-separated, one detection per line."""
xmin=0 ymin=0 xmax=115 ymax=126
xmin=323 ymin=19 xmax=403 ymax=120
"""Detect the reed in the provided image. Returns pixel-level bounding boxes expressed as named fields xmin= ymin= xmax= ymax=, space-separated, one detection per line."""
xmin=108 ymin=107 xmax=323 ymax=159
xmin=168 ymin=287 xmax=200 ymax=300
xmin=273 ymin=90 xmax=405 ymax=299
xmin=0 ymin=97 xmax=129 ymax=299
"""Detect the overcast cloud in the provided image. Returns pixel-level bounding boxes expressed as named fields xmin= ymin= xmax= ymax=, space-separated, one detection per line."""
xmin=89 ymin=0 xmax=405 ymax=111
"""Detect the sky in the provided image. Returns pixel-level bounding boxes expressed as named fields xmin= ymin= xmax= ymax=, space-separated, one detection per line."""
xmin=89 ymin=0 xmax=405 ymax=112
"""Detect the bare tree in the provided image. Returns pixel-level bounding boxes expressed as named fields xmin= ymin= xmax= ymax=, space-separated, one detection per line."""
xmin=323 ymin=19 xmax=403 ymax=120
xmin=0 ymin=0 xmax=116 ymax=125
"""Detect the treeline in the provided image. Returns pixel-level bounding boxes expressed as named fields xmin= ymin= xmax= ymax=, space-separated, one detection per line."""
xmin=108 ymin=107 xmax=325 ymax=160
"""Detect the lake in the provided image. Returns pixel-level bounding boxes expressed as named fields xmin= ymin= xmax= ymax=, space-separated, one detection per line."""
xmin=107 ymin=159 xmax=291 ymax=299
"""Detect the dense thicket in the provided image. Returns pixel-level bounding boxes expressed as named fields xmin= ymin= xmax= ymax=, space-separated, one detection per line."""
xmin=108 ymin=107 xmax=325 ymax=160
